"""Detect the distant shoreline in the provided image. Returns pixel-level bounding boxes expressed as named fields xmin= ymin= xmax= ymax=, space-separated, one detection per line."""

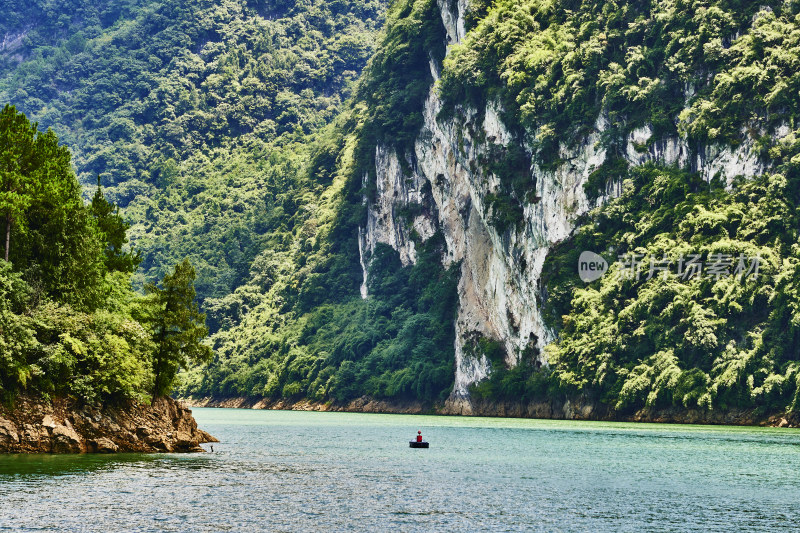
xmin=183 ymin=396 xmax=799 ymax=428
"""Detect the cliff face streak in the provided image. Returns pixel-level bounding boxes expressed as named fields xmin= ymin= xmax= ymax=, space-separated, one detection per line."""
xmin=359 ymin=0 xmax=769 ymax=415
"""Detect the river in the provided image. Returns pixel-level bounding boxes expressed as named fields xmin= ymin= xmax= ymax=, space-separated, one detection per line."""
xmin=1 ymin=408 xmax=799 ymax=531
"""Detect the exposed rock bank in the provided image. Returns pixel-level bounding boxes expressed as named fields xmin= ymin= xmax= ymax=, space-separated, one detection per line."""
xmin=0 ymin=395 xmax=217 ymax=454
xmin=450 ymin=397 xmax=800 ymax=428
xmin=185 ymin=395 xmax=799 ymax=428
xmin=187 ymin=396 xmax=433 ymax=415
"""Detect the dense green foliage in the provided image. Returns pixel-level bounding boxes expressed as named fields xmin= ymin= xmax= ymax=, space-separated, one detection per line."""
xmin=1 ymin=104 xmax=106 ymax=309
xmin=540 ymin=164 xmax=800 ymax=414
xmin=0 ymin=108 xmax=207 ymax=404
xmin=186 ymin=236 xmax=459 ymax=403
xmin=439 ymin=0 xmax=800 ymax=232
xmin=89 ymin=178 xmax=142 ymax=273
xmin=424 ymin=0 xmax=800 ymax=416
xmin=0 ymin=0 xmax=387 ymax=305
xmin=355 ymin=0 xmax=446 ymax=150
xmin=146 ymin=259 xmax=212 ymax=399
xmin=175 ymin=0 xmax=459 ymax=403
xmin=3 ymin=0 xmax=462 ymax=405
xmin=466 ymin=336 xmax=558 ymax=403
xmin=442 ymin=0 xmax=800 ymax=152
xmin=0 ymin=262 xmax=153 ymax=404
xmin=9 ymin=0 xmax=800 ymax=418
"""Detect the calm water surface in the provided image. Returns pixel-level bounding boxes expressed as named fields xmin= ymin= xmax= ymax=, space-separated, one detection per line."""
xmin=1 ymin=408 xmax=799 ymax=532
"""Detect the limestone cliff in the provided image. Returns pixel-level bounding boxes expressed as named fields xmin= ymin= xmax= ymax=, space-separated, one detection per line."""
xmin=359 ymin=0 xmax=773 ymax=414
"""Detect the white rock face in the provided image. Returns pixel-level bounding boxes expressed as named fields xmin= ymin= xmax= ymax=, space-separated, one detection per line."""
xmin=364 ymin=145 xmax=437 ymax=267
xmin=361 ymin=1 xmax=773 ymax=410
xmin=437 ymin=0 xmax=467 ymax=45
xmin=624 ymin=124 xmax=766 ymax=186
xmin=624 ymin=124 xmax=690 ymax=169
xmin=358 ymin=226 xmax=368 ymax=299
xmin=695 ymin=138 xmax=766 ymax=187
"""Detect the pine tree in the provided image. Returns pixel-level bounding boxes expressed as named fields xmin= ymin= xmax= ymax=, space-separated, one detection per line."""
xmin=146 ymin=259 xmax=212 ymax=400
xmin=90 ymin=177 xmax=141 ymax=273
xmin=0 ymin=104 xmax=38 ymax=262
xmin=0 ymin=105 xmax=105 ymax=308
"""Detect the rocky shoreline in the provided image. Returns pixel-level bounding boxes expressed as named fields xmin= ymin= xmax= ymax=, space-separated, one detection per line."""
xmin=186 ymin=395 xmax=432 ymax=415
xmin=0 ymin=395 xmax=217 ymax=454
xmin=185 ymin=395 xmax=800 ymax=428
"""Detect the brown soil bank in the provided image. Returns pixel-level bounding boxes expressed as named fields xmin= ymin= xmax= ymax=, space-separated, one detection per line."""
xmin=0 ymin=395 xmax=217 ymax=454
xmin=185 ymin=395 xmax=800 ymax=428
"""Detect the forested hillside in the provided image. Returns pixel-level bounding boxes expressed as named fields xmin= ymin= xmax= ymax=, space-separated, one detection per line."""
xmin=182 ymin=0 xmax=460 ymax=403
xmin=6 ymin=0 xmax=800 ymax=419
xmin=208 ymin=0 xmax=800 ymax=416
xmin=0 ymin=0 xmax=385 ymax=302
xmin=188 ymin=0 xmax=800 ymax=415
xmin=2 ymin=0 xmax=460 ymax=405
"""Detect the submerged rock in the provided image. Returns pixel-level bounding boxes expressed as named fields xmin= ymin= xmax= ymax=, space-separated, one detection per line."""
xmin=0 ymin=395 xmax=217 ymax=454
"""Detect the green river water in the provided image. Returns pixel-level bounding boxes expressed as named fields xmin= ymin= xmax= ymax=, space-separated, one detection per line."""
xmin=1 ymin=408 xmax=799 ymax=532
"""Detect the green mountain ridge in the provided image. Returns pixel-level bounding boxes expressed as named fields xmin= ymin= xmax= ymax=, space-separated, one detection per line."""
xmin=1 ymin=0 xmax=386 ymax=301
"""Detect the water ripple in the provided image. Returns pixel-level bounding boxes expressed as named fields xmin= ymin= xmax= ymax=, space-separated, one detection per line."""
xmin=1 ymin=409 xmax=799 ymax=532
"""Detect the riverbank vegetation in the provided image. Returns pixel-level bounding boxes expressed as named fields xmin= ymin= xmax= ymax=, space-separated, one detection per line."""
xmin=0 ymin=106 xmax=208 ymax=404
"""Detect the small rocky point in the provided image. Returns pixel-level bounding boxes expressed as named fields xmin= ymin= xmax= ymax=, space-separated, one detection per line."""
xmin=0 ymin=395 xmax=217 ymax=454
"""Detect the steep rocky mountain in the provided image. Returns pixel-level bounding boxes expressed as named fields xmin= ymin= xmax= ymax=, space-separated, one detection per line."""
xmin=187 ymin=0 xmax=800 ymax=419
xmin=356 ymin=0 xmax=800 ymax=416
xmin=351 ymin=0 xmax=800 ymax=417
xmin=5 ymin=0 xmax=800 ymax=420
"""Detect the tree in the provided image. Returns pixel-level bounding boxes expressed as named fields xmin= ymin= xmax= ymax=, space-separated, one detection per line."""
xmin=0 ymin=105 xmax=106 ymax=309
xmin=0 ymin=104 xmax=38 ymax=262
xmin=90 ymin=177 xmax=141 ymax=273
xmin=146 ymin=259 xmax=212 ymax=400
